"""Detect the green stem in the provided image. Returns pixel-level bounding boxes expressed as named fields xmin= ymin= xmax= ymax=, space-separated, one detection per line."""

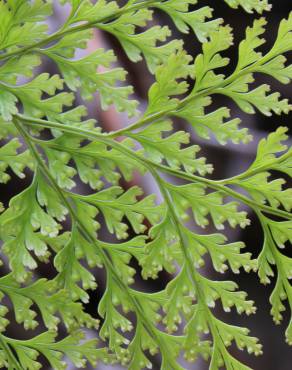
xmin=150 ymin=170 xmax=238 ymax=366
xmin=26 ymin=112 xmax=291 ymax=351
xmin=0 ymin=335 xmax=22 ymax=370
xmin=13 ymin=118 xmax=179 ymax=369
xmin=17 ymin=114 xmax=292 ymax=221
xmin=257 ymin=213 xmax=292 ymax=308
xmin=106 ymin=109 xmax=173 ymax=138
xmin=106 ymin=47 xmax=282 ymax=138
xmin=218 ymin=149 xmax=292 ymax=184
xmin=0 ymin=0 xmax=158 ymax=62
xmin=106 ymin=85 xmax=225 ymax=138
xmin=155 ymin=165 xmax=292 ymax=220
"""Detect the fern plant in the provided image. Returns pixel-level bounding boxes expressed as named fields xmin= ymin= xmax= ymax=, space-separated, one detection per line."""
xmin=0 ymin=0 xmax=291 ymax=369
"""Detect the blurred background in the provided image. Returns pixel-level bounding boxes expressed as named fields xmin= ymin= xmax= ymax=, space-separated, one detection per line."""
xmin=0 ymin=0 xmax=291 ymax=369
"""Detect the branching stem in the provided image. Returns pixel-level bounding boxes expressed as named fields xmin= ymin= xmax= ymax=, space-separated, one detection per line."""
xmin=0 ymin=0 xmax=163 ymax=62
xmin=106 ymin=49 xmax=283 ymax=138
xmin=17 ymin=114 xmax=292 ymax=221
xmin=0 ymin=335 xmax=22 ymax=370
xmin=151 ymin=170 xmax=233 ymax=364
xmin=13 ymin=118 xmax=181 ymax=369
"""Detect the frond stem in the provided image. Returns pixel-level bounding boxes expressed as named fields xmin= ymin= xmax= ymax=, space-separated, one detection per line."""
xmin=12 ymin=118 xmax=183 ymax=369
xmin=17 ymin=114 xmax=292 ymax=221
xmin=0 ymin=0 xmax=159 ymax=61
xmin=106 ymin=49 xmax=284 ymax=138
xmin=0 ymin=335 xmax=22 ymax=370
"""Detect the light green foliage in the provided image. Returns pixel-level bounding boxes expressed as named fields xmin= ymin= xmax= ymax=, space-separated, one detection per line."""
xmin=227 ymin=127 xmax=292 ymax=345
xmin=155 ymin=0 xmax=222 ymax=42
xmin=0 ymin=0 xmax=52 ymax=51
xmin=3 ymin=331 xmax=113 ymax=370
xmin=0 ymin=138 xmax=33 ymax=183
xmin=0 ymin=274 xmax=98 ymax=331
xmin=44 ymin=48 xmax=138 ymax=115
xmin=0 ymin=0 xmax=290 ymax=369
xmin=224 ymin=0 xmax=271 ymax=13
xmin=0 ymin=180 xmax=61 ymax=282
xmin=168 ymin=183 xmax=250 ymax=229
xmin=75 ymin=186 xmax=162 ymax=238
xmin=132 ymin=120 xmax=213 ymax=175
xmin=101 ymin=6 xmax=182 ymax=73
xmin=42 ymin=133 xmax=145 ymax=188
xmin=147 ymin=50 xmax=192 ymax=113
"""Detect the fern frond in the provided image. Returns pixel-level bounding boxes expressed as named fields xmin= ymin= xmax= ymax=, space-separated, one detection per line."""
xmin=0 ymin=1 xmax=291 ymax=369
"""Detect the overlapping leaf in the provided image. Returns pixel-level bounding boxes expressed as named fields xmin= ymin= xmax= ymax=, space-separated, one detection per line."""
xmin=102 ymin=7 xmax=181 ymax=72
xmin=0 ymin=0 xmax=52 ymax=51
xmin=224 ymin=0 xmax=271 ymax=13
xmin=43 ymin=47 xmax=138 ymax=116
xmin=0 ymin=181 xmax=62 ymax=282
xmin=155 ymin=0 xmax=221 ymax=42
xmin=0 ymin=138 xmax=33 ymax=183
xmin=132 ymin=120 xmax=213 ymax=175
xmin=168 ymin=183 xmax=250 ymax=229
xmin=4 ymin=331 xmax=112 ymax=370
